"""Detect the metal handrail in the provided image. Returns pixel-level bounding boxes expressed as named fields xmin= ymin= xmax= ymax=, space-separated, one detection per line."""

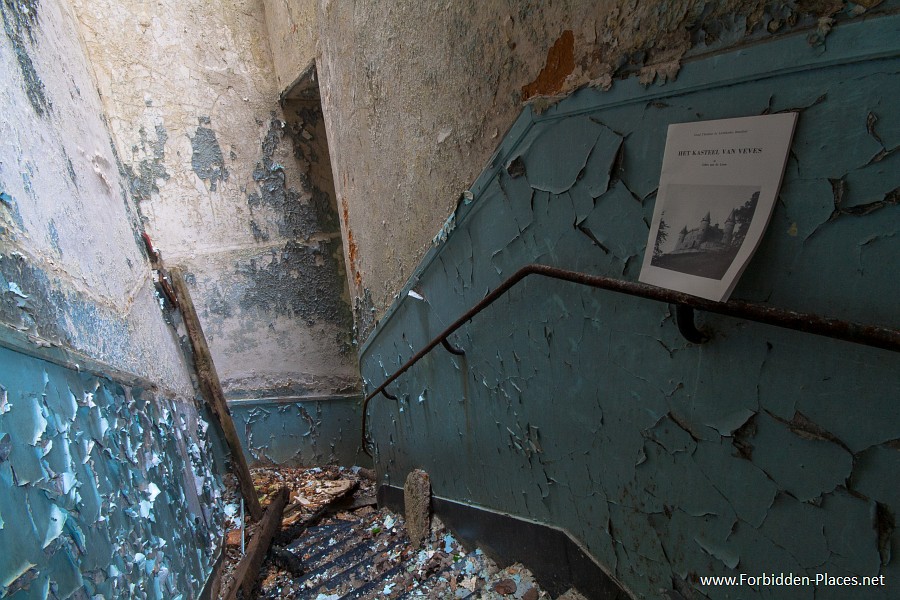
xmin=360 ymin=263 xmax=900 ymax=455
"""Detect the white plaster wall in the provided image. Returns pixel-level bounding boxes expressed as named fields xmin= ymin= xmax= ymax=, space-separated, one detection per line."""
xmin=70 ymin=0 xmax=358 ymax=399
xmin=0 ymin=0 xmax=194 ymax=395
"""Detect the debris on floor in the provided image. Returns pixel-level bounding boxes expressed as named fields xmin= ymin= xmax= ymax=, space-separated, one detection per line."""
xmin=216 ymin=466 xmax=584 ymax=599
xmin=218 ymin=465 xmax=375 ymax=597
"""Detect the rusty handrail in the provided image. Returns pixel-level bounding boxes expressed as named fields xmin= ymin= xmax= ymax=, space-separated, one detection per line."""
xmin=360 ymin=264 xmax=900 ymax=456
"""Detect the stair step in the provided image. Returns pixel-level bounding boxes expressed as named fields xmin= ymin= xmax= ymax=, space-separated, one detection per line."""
xmin=338 ymin=560 xmax=409 ymax=600
xmin=287 ymin=518 xmax=357 ymax=554
xmin=307 ymin=536 xmax=409 ymax=597
xmin=294 ymin=524 xmax=369 ymax=570
xmin=249 ymin=493 xmax=569 ymax=600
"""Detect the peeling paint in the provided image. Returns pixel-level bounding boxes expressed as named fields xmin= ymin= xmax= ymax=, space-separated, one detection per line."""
xmin=233 ymin=239 xmax=351 ymax=327
xmin=360 ymin=15 xmax=900 ymax=600
xmin=247 ymin=113 xmax=340 ymax=242
xmin=521 ymin=29 xmax=575 ymax=101
xmin=0 ymin=345 xmax=224 ymax=598
xmin=126 ymin=124 xmax=169 ymax=203
xmin=229 ymin=395 xmax=367 ymax=468
xmin=318 ymin=0 xmax=899 ymax=335
xmin=190 ymin=123 xmax=229 ymax=191
xmin=0 ymin=0 xmax=49 ymax=116
xmin=65 ymin=0 xmax=360 ymax=409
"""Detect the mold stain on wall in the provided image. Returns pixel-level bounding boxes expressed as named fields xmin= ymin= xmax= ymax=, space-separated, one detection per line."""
xmin=1 ymin=0 xmax=50 ymax=116
xmin=190 ymin=121 xmax=229 ymax=192
xmin=64 ymin=0 xmax=361 ymax=420
xmin=127 ymin=125 xmax=170 ymax=204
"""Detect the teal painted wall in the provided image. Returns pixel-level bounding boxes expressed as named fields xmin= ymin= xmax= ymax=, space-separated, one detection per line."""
xmin=0 ymin=343 xmax=224 ymax=598
xmin=229 ymin=395 xmax=368 ymax=467
xmin=360 ymin=15 xmax=900 ymax=600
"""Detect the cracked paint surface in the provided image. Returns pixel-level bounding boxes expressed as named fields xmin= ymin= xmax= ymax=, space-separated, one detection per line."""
xmin=0 ymin=345 xmax=224 ymax=599
xmin=1 ymin=3 xmax=227 ymax=597
xmin=360 ymin=15 xmax=900 ymax=600
xmin=1 ymin=0 xmax=194 ymax=391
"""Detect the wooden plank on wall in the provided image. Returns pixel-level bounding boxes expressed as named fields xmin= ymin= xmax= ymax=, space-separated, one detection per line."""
xmin=169 ymin=267 xmax=263 ymax=521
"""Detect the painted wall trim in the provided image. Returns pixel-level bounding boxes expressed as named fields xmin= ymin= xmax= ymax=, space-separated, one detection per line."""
xmin=358 ymin=11 xmax=900 ymax=360
xmin=227 ymin=393 xmax=363 ymax=407
xmin=0 ymin=321 xmax=164 ymax=395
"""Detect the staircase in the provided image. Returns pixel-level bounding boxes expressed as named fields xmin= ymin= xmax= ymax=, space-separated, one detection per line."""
xmin=250 ymin=507 xmax=586 ymax=600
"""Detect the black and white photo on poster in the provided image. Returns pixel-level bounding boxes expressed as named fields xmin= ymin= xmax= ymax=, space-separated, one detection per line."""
xmin=651 ymin=184 xmax=760 ymax=280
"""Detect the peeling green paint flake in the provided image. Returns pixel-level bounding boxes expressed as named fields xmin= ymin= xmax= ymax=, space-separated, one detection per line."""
xmin=693 ymin=438 xmax=776 ymax=529
xmin=822 ymin=489 xmax=883 ymax=575
xmin=0 ymin=346 xmax=224 ymax=598
xmin=645 ymin=415 xmax=696 ymax=454
xmin=45 ymin=542 xmax=82 ymax=599
xmin=851 ymin=444 xmax=900 ymax=509
xmin=522 ymin=116 xmax=605 ymax=194
xmin=758 ymin=494 xmax=829 ymax=568
xmin=694 ymin=533 xmax=739 ymax=570
xmin=750 ymin=413 xmax=852 ymax=502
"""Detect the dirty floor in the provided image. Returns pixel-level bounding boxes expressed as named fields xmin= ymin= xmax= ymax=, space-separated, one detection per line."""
xmin=218 ymin=467 xmax=587 ymax=600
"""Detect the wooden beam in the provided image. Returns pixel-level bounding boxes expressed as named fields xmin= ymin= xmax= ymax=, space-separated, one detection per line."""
xmin=224 ymin=487 xmax=290 ymax=600
xmin=169 ymin=268 xmax=263 ymax=521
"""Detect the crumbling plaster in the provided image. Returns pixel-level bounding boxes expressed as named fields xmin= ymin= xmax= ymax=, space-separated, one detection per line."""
xmin=1 ymin=0 xmax=193 ymax=395
xmin=70 ymin=0 xmax=359 ymax=400
xmin=315 ymin=0 xmax=895 ymax=342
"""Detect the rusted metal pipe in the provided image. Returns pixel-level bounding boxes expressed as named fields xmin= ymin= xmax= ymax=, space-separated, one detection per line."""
xmin=360 ymin=264 xmax=900 ymax=455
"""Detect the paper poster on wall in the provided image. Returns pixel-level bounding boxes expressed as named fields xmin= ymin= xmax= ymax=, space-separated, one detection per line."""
xmin=639 ymin=113 xmax=798 ymax=302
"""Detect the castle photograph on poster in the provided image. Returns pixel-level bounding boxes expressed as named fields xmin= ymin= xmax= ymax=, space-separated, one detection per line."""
xmin=639 ymin=113 xmax=797 ymax=301
xmin=650 ymin=184 xmax=761 ymax=280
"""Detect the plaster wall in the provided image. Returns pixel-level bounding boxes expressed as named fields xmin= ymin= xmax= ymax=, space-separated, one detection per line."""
xmin=263 ymin=0 xmax=317 ymax=94
xmin=1 ymin=0 xmax=193 ymax=393
xmin=70 ymin=0 xmax=359 ymax=402
xmin=315 ymin=0 xmax=894 ymax=343
xmin=1 ymin=0 xmax=223 ymax=596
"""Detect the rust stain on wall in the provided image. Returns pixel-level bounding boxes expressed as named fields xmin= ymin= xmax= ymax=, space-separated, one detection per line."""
xmin=342 ymin=195 xmax=362 ymax=287
xmin=522 ymin=30 xmax=576 ymax=101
